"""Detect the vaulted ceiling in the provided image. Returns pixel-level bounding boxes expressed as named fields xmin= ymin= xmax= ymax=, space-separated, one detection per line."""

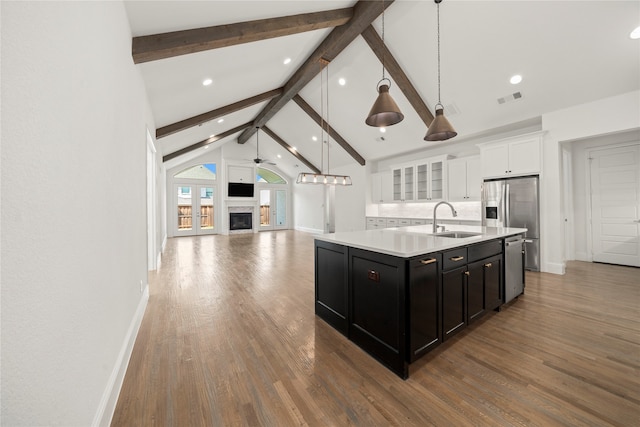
xmin=124 ymin=1 xmax=640 ymax=176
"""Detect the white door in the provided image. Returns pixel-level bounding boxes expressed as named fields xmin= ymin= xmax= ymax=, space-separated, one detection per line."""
xmin=590 ymin=144 xmax=640 ymax=267
xmin=175 ymin=184 xmax=216 ymax=236
xmin=259 ymin=188 xmax=288 ymax=231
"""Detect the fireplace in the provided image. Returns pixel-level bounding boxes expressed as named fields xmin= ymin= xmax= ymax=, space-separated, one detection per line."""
xmin=229 ymin=212 xmax=252 ymax=231
xmin=228 ymin=205 xmax=254 ymax=234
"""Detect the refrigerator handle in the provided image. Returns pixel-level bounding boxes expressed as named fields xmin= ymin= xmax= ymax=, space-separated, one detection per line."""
xmin=504 ymin=183 xmax=510 ymax=228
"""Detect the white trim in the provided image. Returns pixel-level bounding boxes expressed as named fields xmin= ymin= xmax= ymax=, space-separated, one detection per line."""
xmin=295 ymin=225 xmax=324 ymax=234
xmin=93 ymin=286 xmax=149 ymax=427
xmin=575 ymin=251 xmax=591 ymax=262
xmin=542 ymin=261 xmax=566 ymax=275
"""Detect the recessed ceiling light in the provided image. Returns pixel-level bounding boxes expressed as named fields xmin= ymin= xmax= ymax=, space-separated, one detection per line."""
xmin=202 ymin=78 xmax=213 ymax=86
xmin=510 ymin=75 xmax=523 ymax=85
xmin=312 ymin=136 xmax=318 ymax=141
xmin=631 ymin=26 xmax=640 ymax=39
xmin=283 ymin=57 xmax=292 ymax=65
xmin=203 ymin=145 xmax=209 ymax=149
xmin=217 ymin=118 xmax=224 ymax=123
xmin=292 ymin=146 xmax=297 ymax=151
xmin=338 ymin=78 xmax=346 ymax=86
xmin=277 ymin=154 xmax=282 ymax=159
xmin=379 ymin=127 xmax=386 ymax=133
xmin=209 ymin=134 xmax=215 ymax=138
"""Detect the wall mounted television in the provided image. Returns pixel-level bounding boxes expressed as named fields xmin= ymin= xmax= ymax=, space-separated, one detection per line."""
xmin=228 ymin=182 xmax=254 ymax=197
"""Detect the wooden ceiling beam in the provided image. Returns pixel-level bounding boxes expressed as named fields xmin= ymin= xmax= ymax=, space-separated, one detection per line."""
xmin=156 ymin=88 xmax=283 ymax=139
xmin=360 ymin=25 xmax=434 ymax=126
xmin=293 ymin=95 xmax=365 ymax=166
xmin=162 ymin=122 xmax=252 ymax=163
xmin=132 ymin=8 xmax=353 ymax=64
xmin=261 ymin=126 xmax=321 ymax=175
xmin=237 ymin=0 xmax=393 ymax=152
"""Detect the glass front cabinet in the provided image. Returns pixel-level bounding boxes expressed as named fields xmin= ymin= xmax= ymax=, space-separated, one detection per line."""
xmin=391 ymin=156 xmax=449 ymax=203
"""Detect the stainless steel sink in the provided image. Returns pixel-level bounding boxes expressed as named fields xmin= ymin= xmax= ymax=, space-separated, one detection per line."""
xmin=436 ymin=231 xmax=482 ymax=239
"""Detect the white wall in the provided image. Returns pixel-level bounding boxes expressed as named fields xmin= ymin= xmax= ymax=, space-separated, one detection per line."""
xmin=568 ymin=129 xmax=640 ymax=261
xmin=293 ymin=183 xmax=325 ymax=233
xmin=333 ymin=163 xmax=367 ymax=232
xmin=541 ymin=90 xmax=640 ymax=273
xmin=1 ymin=2 xmax=153 ymax=425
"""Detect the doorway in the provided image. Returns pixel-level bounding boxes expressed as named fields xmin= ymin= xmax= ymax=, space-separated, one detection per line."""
xmin=174 ymin=184 xmax=216 ymax=236
xmin=259 ymin=188 xmax=287 ymax=231
xmin=589 ymin=144 xmax=640 ymax=267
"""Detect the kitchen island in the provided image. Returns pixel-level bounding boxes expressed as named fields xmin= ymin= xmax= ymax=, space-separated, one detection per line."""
xmin=314 ymin=224 xmax=526 ymax=379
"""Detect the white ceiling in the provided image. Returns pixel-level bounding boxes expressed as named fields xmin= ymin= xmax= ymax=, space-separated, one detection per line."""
xmin=124 ymin=0 xmax=640 ymax=177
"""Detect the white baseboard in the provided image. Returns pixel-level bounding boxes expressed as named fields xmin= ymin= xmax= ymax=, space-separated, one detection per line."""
xmin=294 ymin=226 xmax=324 ymax=234
xmin=92 ymin=285 xmax=149 ymax=426
xmin=542 ymin=261 xmax=566 ymax=275
xmin=575 ymin=251 xmax=592 ymax=262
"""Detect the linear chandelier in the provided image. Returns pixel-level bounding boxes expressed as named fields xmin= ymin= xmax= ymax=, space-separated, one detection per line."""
xmin=297 ymin=59 xmax=352 ymax=186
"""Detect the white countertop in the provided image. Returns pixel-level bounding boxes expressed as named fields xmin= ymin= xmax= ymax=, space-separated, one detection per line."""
xmin=314 ymin=225 xmax=527 ymax=258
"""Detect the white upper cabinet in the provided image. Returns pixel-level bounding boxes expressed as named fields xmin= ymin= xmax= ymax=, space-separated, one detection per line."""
xmin=448 ymin=156 xmax=481 ymax=201
xmin=371 ymin=171 xmax=392 ymax=203
xmin=415 ymin=156 xmax=448 ymax=202
xmin=228 ymin=165 xmax=254 ymax=183
xmin=479 ymin=133 xmax=543 ymax=179
xmin=392 ymin=164 xmax=415 ymax=202
xmin=389 ymin=155 xmax=449 ymax=203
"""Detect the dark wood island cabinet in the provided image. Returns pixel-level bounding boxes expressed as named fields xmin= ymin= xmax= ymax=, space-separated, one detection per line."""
xmin=314 ymin=227 xmax=524 ymax=379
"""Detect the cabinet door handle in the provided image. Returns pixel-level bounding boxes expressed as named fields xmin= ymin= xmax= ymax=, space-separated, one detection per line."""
xmin=420 ymin=258 xmax=437 ymax=265
xmin=464 ymin=271 xmax=470 ymax=276
xmin=450 ymin=256 xmax=465 ymax=262
xmin=484 ymin=262 xmax=492 ymax=268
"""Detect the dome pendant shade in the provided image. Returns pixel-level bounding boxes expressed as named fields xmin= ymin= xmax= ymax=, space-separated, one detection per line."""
xmin=424 ymin=107 xmax=457 ymax=141
xmin=365 ymin=84 xmax=404 ymax=127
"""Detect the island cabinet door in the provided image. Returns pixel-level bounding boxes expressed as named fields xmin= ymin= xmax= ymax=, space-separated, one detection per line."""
xmin=442 ymin=265 xmax=467 ymax=341
xmin=408 ymin=254 xmax=442 ymax=362
xmin=466 ymin=260 xmax=487 ymax=324
xmin=483 ymin=254 xmax=503 ymax=311
xmin=315 ymin=241 xmax=349 ymax=335
xmin=349 ymin=248 xmax=407 ymax=379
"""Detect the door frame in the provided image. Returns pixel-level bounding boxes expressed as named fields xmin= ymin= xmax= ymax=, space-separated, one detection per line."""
xmin=585 ymin=142 xmax=640 ymax=266
xmin=258 ymin=185 xmax=289 ymax=231
xmin=173 ymin=182 xmax=217 ymax=236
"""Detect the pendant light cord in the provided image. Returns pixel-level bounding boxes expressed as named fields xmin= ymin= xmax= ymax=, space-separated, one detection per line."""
xmin=320 ymin=62 xmax=325 ymax=175
xmin=436 ymin=0 xmax=441 ymax=106
xmin=325 ymin=63 xmax=330 ymax=175
xmin=381 ymin=0 xmax=386 ymax=81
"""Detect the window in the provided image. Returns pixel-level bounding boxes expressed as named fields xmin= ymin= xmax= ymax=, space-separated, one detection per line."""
xmin=174 ymin=163 xmax=217 ymax=180
xmin=256 ymin=167 xmax=286 ymax=184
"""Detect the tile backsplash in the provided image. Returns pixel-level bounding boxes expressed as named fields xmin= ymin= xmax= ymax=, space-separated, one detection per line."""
xmin=376 ymin=201 xmax=481 ymax=220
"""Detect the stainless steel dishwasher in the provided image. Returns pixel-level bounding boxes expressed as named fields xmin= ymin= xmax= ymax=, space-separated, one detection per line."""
xmin=504 ymin=235 xmax=525 ymax=303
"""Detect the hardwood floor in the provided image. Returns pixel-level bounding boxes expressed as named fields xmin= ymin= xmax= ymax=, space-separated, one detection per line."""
xmin=112 ymin=231 xmax=640 ymax=426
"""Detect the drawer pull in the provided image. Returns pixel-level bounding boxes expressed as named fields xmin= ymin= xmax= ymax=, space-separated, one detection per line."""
xmin=464 ymin=271 xmax=470 ymax=276
xmin=420 ymin=258 xmax=437 ymax=265
xmin=368 ymin=270 xmax=380 ymax=282
xmin=484 ymin=262 xmax=492 ymax=268
xmin=450 ymin=256 xmax=465 ymax=262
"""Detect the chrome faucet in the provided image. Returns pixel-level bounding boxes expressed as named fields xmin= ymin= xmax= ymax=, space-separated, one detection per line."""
xmin=433 ymin=201 xmax=458 ymax=233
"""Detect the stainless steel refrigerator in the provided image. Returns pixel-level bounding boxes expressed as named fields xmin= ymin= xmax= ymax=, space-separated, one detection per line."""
xmin=482 ymin=176 xmax=540 ymax=271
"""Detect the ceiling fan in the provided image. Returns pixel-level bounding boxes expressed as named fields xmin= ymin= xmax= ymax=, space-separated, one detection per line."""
xmin=249 ymin=127 xmax=276 ymax=166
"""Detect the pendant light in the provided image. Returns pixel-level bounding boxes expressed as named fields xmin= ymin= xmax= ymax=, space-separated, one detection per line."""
xmin=424 ymin=0 xmax=457 ymax=141
xmin=365 ymin=0 xmax=404 ymax=127
xmin=296 ymin=60 xmax=352 ymax=186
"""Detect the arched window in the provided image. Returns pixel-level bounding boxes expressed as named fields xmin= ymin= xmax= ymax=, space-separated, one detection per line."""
xmin=256 ymin=167 xmax=286 ymax=184
xmin=174 ymin=163 xmax=217 ymax=180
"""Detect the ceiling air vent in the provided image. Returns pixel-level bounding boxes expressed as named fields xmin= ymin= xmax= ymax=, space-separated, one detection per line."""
xmin=497 ymin=92 xmax=523 ymax=105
